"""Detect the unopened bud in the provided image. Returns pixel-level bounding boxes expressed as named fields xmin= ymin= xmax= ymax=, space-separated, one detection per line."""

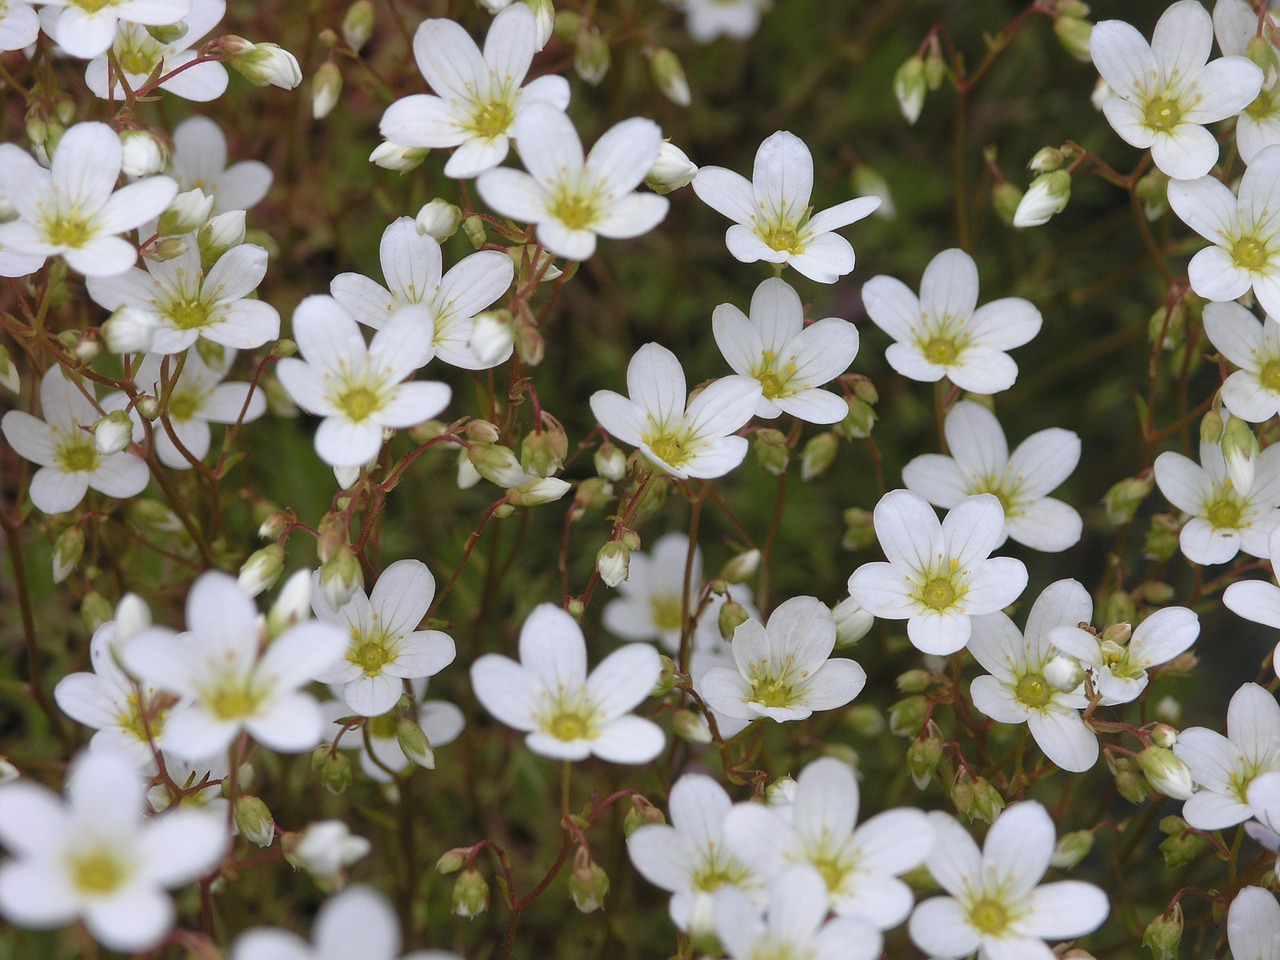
xmin=1013 ymin=170 xmax=1071 ymax=228
xmin=465 ymin=310 xmax=512 ymax=367
xmin=1050 ymin=829 xmax=1094 ymax=869
xmin=800 ymin=431 xmax=839 ymax=480
xmin=238 ymin=543 xmax=284 ymax=597
xmin=198 ymin=211 xmax=248 ymax=266
xmin=146 ymin=21 xmax=187 ymax=44
xmin=312 ymin=62 xmax=343 ymax=119
xmin=227 ymin=39 xmax=304 ymax=89
xmin=515 ymin=324 xmax=545 ymax=366
xmin=1144 ymin=513 xmax=1181 ymax=563
xmin=415 ymin=199 xmax=462 ymax=241
xmin=907 ymin=736 xmax=944 ymax=789
xmin=52 ymin=525 xmax=85 ymax=583
xmin=437 ymin=847 xmax=470 ymax=874
xmin=894 ymin=55 xmax=927 ymax=124
xmin=594 ymin=441 xmax=627 ymax=481
xmin=842 ymin=507 xmax=877 ymax=551
xmin=1044 ymin=654 xmax=1085 ymax=692
xmin=93 ymin=409 xmax=134 ymax=455
xmin=1112 ymin=756 xmax=1149 ymax=805
xmin=835 ymin=395 xmax=877 ymax=440
xmin=469 ymin=443 xmax=528 ymax=486
xmin=969 ymin=778 xmax=1005 ymax=824
xmin=754 ymin=428 xmax=790 ymax=475
xmin=369 ymin=140 xmax=429 ymax=172
xmin=1222 ymin=415 xmax=1259 ymax=494
xmin=453 ymin=868 xmax=489 ymax=918
xmin=397 ymin=717 xmax=435 ymax=769
xmin=574 ymin=27 xmax=610 ymax=85
xmin=1142 ymin=904 xmax=1183 ymax=960
xmin=623 ymin=796 xmax=665 ymax=836
xmin=647 ymin=46 xmax=690 ymax=106
xmin=832 ymin=596 xmax=873 ymax=647
xmin=1151 ymin=723 xmax=1178 ymax=749
xmin=119 ymin=129 xmax=169 ymax=177
xmin=235 ymin=795 xmax=275 ymax=848
xmin=258 ymin=510 xmax=290 ymax=541
xmin=852 ymin=165 xmax=895 ymax=219
xmin=158 ymin=188 xmax=214 ymax=236
xmin=1054 ymin=16 xmax=1094 ymax=62
xmin=720 ymin=549 xmax=759 ymax=584
xmin=342 ymin=0 xmax=375 ymax=51
xmin=718 ymin=600 xmax=749 ymax=641
xmin=888 ymin=695 xmax=928 ymax=737
xmin=266 ymin=570 xmax=311 ymax=639
xmin=646 ymin=141 xmax=698 ymax=194
xmin=311 ymin=746 xmax=353 ymax=795
xmin=1027 ymin=146 xmax=1064 ymax=173
xmin=520 ymin=424 xmax=568 ymax=477
xmin=596 ymin=541 xmax=630 ymax=587
xmin=320 ymin=547 xmax=363 ymax=608
xmin=992 ymin=181 xmax=1024 ymax=225
xmin=569 ymin=848 xmax=609 ymax=913
xmin=1149 ymin=301 xmax=1186 ymax=352
xmin=950 ymin=771 xmax=976 ymax=817
xmin=673 ymin=709 xmax=712 ymax=744
xmin=1103 ymin=474 xmax=1153 ymax=526
xmin=507 ymin=477 xmax=571 ymax=506
xmin=1138 ymin=745 xmax=1194 ymax=800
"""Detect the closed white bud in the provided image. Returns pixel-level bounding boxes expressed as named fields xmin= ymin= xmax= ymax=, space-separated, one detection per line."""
xmin=593 ymin=441 xmax=626 ymax=481
xmin=469 ymin=443 xmax=528 ymax=487
xmin=198 ymin=212 xmax=248 ymax=265
xmin=851 ymin=165 xmax=894 ymax=219
xmin=416 ymin=199 xmax=462 ymax=240
xmin=320 ymin=548 xmax=363 ymax=608
xmin=525 ymin=0 xmax=554 ymax=49
xmin=113 ymin=593 xmax=152 ymax=641
xmin=238 ymin=543 xmax=285 ymax=597
xmin=228 ymin=39 xmax=304 ymax=89
xmin=596 ymin=541 xmax=630 ymax=587
xmin=507 ymin=477 xmax=571 ymax=506
xmin=574 ymin=27 xmax=610 ymax=85
xmin=342 ymin=0 xmax=375 ymax=51
xmin=268 ymin=568 xmax=313 ymax=635
xmin=645 ymin=141 xmax=698 ymax=194
xmin=1138 ymin=745 xmax=1195 ymax=800
xmin=312 ymin=62 xmax=343 ymax=119
xmin=720 ymin=549 xmax=760 ymax=584
xmin=235 ymin=795 xmax=276 ymax=848
xmin=464 ymin=312 xmax=512 ymax=369
xmin=647 ymin=47 xmax=690 ymax=107
xmin=93 ymin=410 xmax=134 ymax=455
xmin=1027 ymin=146 xmax=1064 ymax=173
xmin=397 ymin=717 xmax=435 ymax=769
xmin=1222 ymin=415 xmax=1259 ymax=495
xmin=832 ymin=596 xmax=874 ymax=648
xmin=1043 ymin=654 xmax=1086 ymax=692
xmin=118 ymin=129 xmax=169 ymax=177
xmin=672 ymin=709 xmax=712 ymax=743
xmin=1013 ymin=170 xmax=1071 ymax=228
xmin=52 ymin=525 xmax=85 ymax=583
xmin=894 ymin=55 xmax=927 ymax=124
xmin=0 ymin=344 xmax=17 ymax=393
xmin=369 ymin=140 xmax=429 ymax=171
xmin=158 ymin=188 xmax=214 ymax=236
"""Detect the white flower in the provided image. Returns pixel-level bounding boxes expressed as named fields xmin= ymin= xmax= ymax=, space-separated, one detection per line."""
xmin=1153 ymin=439 xmax=1280 ymax=565
xmin=1215 ymin=0 xmax=1280 ymax=164
xmin=326 ymin=683 xmax=465 ymax=782
xmin=1203 ymin=301 xmax=1280 ymax=422
xmin=713 ymin=277 xmax=858 ymax=423
xmin=692 ymin=130 xmax=879 ymax=283
xmin=477 ymin=104 xmax=670 ymax=261
xmin=967 ymin=580 xmax=1099 ymax=772
xmin=722 ymin=757 xmax=933 ymax=928
xmin=226 ymin=38 xmax=303 ymax=89
xmin=0 ymin=749 xmax=226 ymax=953
xmin=1 ymin=366 xmax=149 ymax=514
xmin=627 ymin=773 xmax=766 ymax=932
xmin=84 ymin=3 xmax=228 ymax=102
xmin=1050 ymin=606 xmax=1199 ymax=706
xmin=290 ymin=820 xmax=370 ymax=879
xmin=602 ymin=532 xmax=701 ymax=651
xmin=118 ymin=130 xmax=169 ymax=178
xmin=1168 ymin=144 xmax=1280 ymax=319
xmin=1012 ymin=170 xmax=1071 ymax=228
xmin=684 ymin=0 xmax=769 ymax=44
xmin=908 ymin=802 xmax=1108 ymax=960
xmin=469 ymin=602 xmax=664 ymax=763
xmin=1224 ymin=526 xmax=1280 ymax=669
xmin=123 ymin=571 xmax=348 ymax=759
xmin=1174 ymin=681 xmax=1280 ymax=829
xmin=310 ymin=559 xmax=456 ymax=717
xmin=330 ymin=217 xmax=514 ymax=370
xmin=698 ymin=596 xmax=866 ymax=723
xmin=1089 ymin=0 xmax=1262 ymax=179
xmin=1227 ymin=886 xmax=1280 ymax=960
xmin=861 ymin=248 xmax=1042 ymax=394
xmin=902 ymin=400 xmax=1083 ymax=552
xmin=0 ymin=1 xmax=39 ymax=52
xmin=847 ymin=490 xmax=1028 ymax=656
xmin=168 ymin=116 xmax=273 ymax=215
xmin=589 ymin=342 xmax=762 ymax=479
xmin=38 ymin=0 xmax=191 ymax=58
xmin=275 ymin=296 xmax=451 ymax=468
xmin=379 ymin=3 xmax=570 ymax=179
xmin=0 ymin=122 xmax=177 ymax=277
xmin=646 ymin=141 xmax=698 ymax=194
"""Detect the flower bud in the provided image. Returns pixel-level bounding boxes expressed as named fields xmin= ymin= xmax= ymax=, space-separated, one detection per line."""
xmin=835 ymin=395 xmax=876 ymax=439
xmin=969 ymin=777 xmax=1005 ymax=825
xmin=1222 ymin=415 xmax=1259 ymax=494
xmin=369 ymin=140 xmax=429 ymax=172
xmin=507 ymin=242 xmax=562 ymax=282
xmin=842 ymin=508 xmax=877 ymax=551
xmin=992 ymin=181 xmax=1023 ymax=225
xmin=950 ymin=771 xmax=976 ymax=817
xmin=342 ymin=0 xmax=375 ymax=51
xmin=894 ymin=55 xmax=927 ymax=124
xmin=753 ymin=428 xmax=790 ymax=475
xmin=1027 ymin=146 xmax=1064 ymax=173
xmin=146 ymin=21 xmax=187 ymax=44
xmin=720 ymin=549 xmax=760 ymax=584
xmin=515 ymin=324 xmax=545 ymax=366
xmin=647 ymin=46 xmax=690 ymax=106
xmin=718 ymin=600 xmax=749 ymax=641
xmin=1054 ymin=16 xmax=1094 ymax=62
xmin=312 ymin=61 xmax=343 ymax=119
xmin=896 ymin=669 xmax=934 ymax=694
xmin=832 ymin=596 xmax=874 ymax=648
xmin=258 ymin=510 xmax=290 ymax=542
xmin=507 ymin=477 xmax=571 ymax=506
xmin=415 ymin=199 xmax=462 ymax=241
xmin=238 ymin=543 xmax=284 ymax=597
xmin=311 ymin=746 xmax=353 ymax=795
xmin=267 ymin=569 xmax=312 ymax=636
xmin=453 ymin=868 xmax=490 ymax=918
xmin=592 ymin=441 xmax=626 ymax=482
xmin=197 ymin=211 xmax=248 ymax=267
xmin=596 ymin=541 xmax=630 ymax=587
xmin=158 ymin=188 xmax=214 ymax=236
xmin=1013 ymin=170 xmax=1071 ymax=227
xmin=1142 ymin=905 xmax=1182 ymax=960
xmin=52 ymin=525 xmax=85 ymax=583
xmin=1138 ymin=745 xmax=1195 ymax=800
xmin=907 ymin=736 xmax=944 ymax=789
xmin=524 ymin=0 xmax=554 ymax=48
xmin=0 ymin=345 xmax=18 ymax=393
xmin=569 ymin=848 xmax=609 ymax=913
xmin=397 ymin=716 xmax=435 ymax=769
xmin=1111 ymin=756 xmax=1149 ymax=805
xmin=1149 ymin=300 xmax=1186 ymax=352
xmin=672 ymin=709 xmax=712 ymax=744
xmin=520 ymin=423 xmax=568 ymax=477
xmin=437 ymin=847 xmax=470 ymax=874
xmin=469 ymin=443 xmax=528 ymax=486
xmin=800 ymin=431 xmax=839 ymax=480
xmin=133 ymin=498 xmax=180 ymax=530
xmin=93 ymin=410 xmax=134 ymax=455
xmin=645 ymin=141 xmax=698 ymax=194
xmin=103 ymin=306 xmax=159 ymax=354
xmin=1151 ymin=723 xmax=1178 ymax=749
xmin=119 ymin=129 xmax=169 ymax=177
xmin=235 ymin=795 xmax=276 ymax=848
xmin=888 ymin=695 xmax=928 ymax=737
xmin=227 ymin=39 xmax=304 ymax=89
xmin=1102 ymin=474 xmax=1153 ymax=525
xmin=844 ymin=704 xmax=885 ymax=737
xmin=320 ymin=547 xmax=363 ymax=608
xmin=574 ymin=27 xmax=610 ymax=85
xmin=623 ymin=796 xmax=666 ymax=836
xmin=135 ymin=395 xmax=161 ymax=420
xmin=1143 ymin=513 xmax=1181 ymax=563
xmin=1043 ymin=654 xmax=1085 ymax=692
xmin=554 ymin=9 xmax=582 ymax=40
xmin=1050 ymin=829 xmax=1094 ymax=869
xmin=851 ymin=165 xmax=894 ymax=219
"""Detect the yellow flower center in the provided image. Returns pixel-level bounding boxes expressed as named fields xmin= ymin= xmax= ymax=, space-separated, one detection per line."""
xmin=116 ymin=29 xmax=163 ymax=75
xmin=648 ymin=430 xmax=690 ymax=469
xmin=201 ymin=672 xmax=265 ymax=722
xmin=117 ymin=691 xmax=166 ymax=743
xmin=650 ymin=594 xmax=685 ymax=633
xmin=1015 ymin=673 xmax=1052 ymax=708
xmin=1144 ymin=95 xmax=1182 ymax=131
xmin=168 ymin=390 xmax=198 ymax=422
xmin=690 ymin=849 xmax=751 ymax=891
xmin=749 ymin=674 xmax=798 ymax=708
xmin=920 ymin=577 xmax=957 ymax=611
xmin=368 ymin=711 xmax=399 ymax=738
xmin=336 ymin=386 xmax=381 ymax=422
xmin=471 ymin=98 xmax=515 ymax=139
xmin=45 ymin=214 xmax=93 ymax=249
xmin=923 ymin=337 xmax=959 ymax=365
xmin=549 ymin=187 xmax=600 ymax=232
xmin=66 ymin=844 xmax=130 ymax=896
xmin=169 ymin=299 xmax=212 ymax=331
xmin=58 ymin=438 xmax=99 ymax=474
xmin=968 ymin=897 xmax=1010 ymax=935
xmin=1233 ymin=236 xmax=1270 ymax=272
xmin=1207 ymin=497 xmax=1242 ymax=529
xmin=1261 ymin=359 xmax=1280 ymax=392
xmin=1246 ymin=87 xmax=1278 ymax=120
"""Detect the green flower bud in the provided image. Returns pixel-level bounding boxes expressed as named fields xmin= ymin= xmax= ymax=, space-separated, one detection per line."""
xmin=950 ymin=771 xmax=976 ymax=817
xmin=1054 ymin=16 xmax=1094 ymax=62
xmin=1013 ymin=170 xmax=1071 ymax=228
xmin=888 ymin=694 xmax=928 ymax=737
xmin=896 ymin=669 xmax=935 ymax=694
xmin=720 ymin=549 xmax=759 ymax=584
xmin=1137 ymin=746 xmax=1194 ymax=800
xmin=1100 ymin=591 xmax=1136 ymax=630
xmin=718 ymin=600 xmax=750 ymax=641
xmin=52 ymin=525 xmax=85 ymax=584
xmin=235 ymin=795 xmax=276 ymax=848
xmin=397 ymin=717 xmax=435 ymax=769
xmin=1102 ymin=474 xmax=1153 ymax=525
xmin=851 ymin=165 xmax=894 ymax=219
xmin=342 ymin=0 xmax=375 ymax=51
xmin=835 ymin=396 xmax=876 ymax=439
xmin=894 ymin=55 xmax=927 ymax=123
xmin=312 ymin=61 xmax=343 ymax=119
xmin=672 ymin=709 xmax=712 ymax=744
xmin=754 ymin=428 xmax=790 ymax=475
xmin=237 ymin=543 xmax=284 ymax=597
xmin=553 ymin=9 xmax=582 ymax=41
xmin=596 ymin=541 xmax=630 ymax=587
xmin=969 ymin=777 xmax=1005 ymax=824
xmin=437 ymin=847 xmax=470 ymax=874
xmin=1049 ymin=829 xmax=1094 ymax=869
xmin=146 ymin=21 xmax=188 ymax=44
xmin=1142 ymin=904 xmax=1182 ymax=960
xmin=320 ymin=547 xmax=363 ymax=609
xmin=158 ymin=188 xmax=214 ymax=237
xmin=992 ymin=182 xmax=1024 ymax=225
xmin=453 ymin=868 xmax=489 ymax=918
xmin=844 ymin=704 xmax=885 ymax=737
xmin=907 ymin=736 xmax=944 ymax=789
xmin=800 ymin=431 xmax=839 ymax=480
xmin=462 ymin=214 xmax=487 ymax=250
xmin=1111 ymin=756 xmax=1149 ymax=805
xmin=520 ymin=424 xmax=568 ymax=478
xmin=1027 ymin=146 xmax=1065 ymax=172
xmin=646 ymin=46 xmax=690 ymax=106
xmin=574 ymin=28 xmax=610 ymax=85
xmin=623 ymin=796 xmax=665 ymax=837
xmin=1159 ymin=829 xmax=1205 ymax=868
xmin=1144 ymin=513 xmax=1182 ymax=563
xmin=842 ymin=507 xmax=877 ymax=551
xmin=311 ymin=746 xmax=353 ymax=795
xmin=516 ymin=324 xmax=545 ymax=366
xmin=1149 ymin=300 xmax=1186 ymax=352
xmin=224 ymin=38 xmax=304 ymax=89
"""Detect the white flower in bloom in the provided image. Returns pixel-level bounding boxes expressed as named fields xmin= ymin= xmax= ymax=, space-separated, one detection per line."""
xmin=123 ymin=571 xmax=348 ymax=759
xmin=1214 ymin=0 xmax=1280 ymax=164
xmin=1153 ymin=439 xmax=1280 ymax=565
xmin=712 ymin=277 xmax=858 ymax=423
xmin=0 ymin=1 xmax=39 ymax=52
xmin=1 ymin=366 xmax=149 ymax=514
xmin=168 ymin=116 xmax=273 ymax=214
xmin=0 ymin=750 xmax=226 ymax=953
xmin=903 ymin=400 xmax=1082 ymax=552
xmin=1224 ymin=526 xmax=1280 ymax=669
xmin=330 ymin=217 xmax=514 ymax=370
xmin=862 ymin=248 xmax=1042 ymax=395
xmin=1204 ymin=301 xmax=1280 ymax=422
xmin=1227 ymin=886 xmax=1280 ymax=960
xmin=1174 ymin=682 xmax=1280 ymax=829
xmin=1168 ymin=144 xmax=1280 ymax=319
xmin=628 ymin=773 xmax=766 ymax=932
xmin=234 ymin=885 xmax=459 ymax=960
xmin=1050 ymin=606 xmax=1199 ymax=707
xmin=37 ymin=0 xmax=190 ymax=58
xmin=310 ymin=560 xmax=456 ymax=717
xmin=0 ymin=122 xmax=177 ymax=277
xmin=470 ymin=602 xmax=664 ymax=763
xmin=967 ymin=580 xmax=1098 ymax=772
xmin=847 ymin=490 xmax=1028 ymax=656
xmin=602 ymin=532 xmax=701 ymax=650
xmin=477 ymin=104 xmax=669 ymax=261
xmin=589 ymin=343 xmax=762 ymax=480
xmin=723 ymin=757 xmax=933 ymax=929
xmin=692 ymin=130 xmax=880 ymax=284
xmin=325 ymin=682 xmax=465 ymax=782
xmin=101 ymin=348 xmax=266 ymax=469
xmin=379 ymin=3 xmax=570 ymax=179
xmin=54 ymin=595 xmax=171 ymax=766
xmin=685 ymin=0 xmax=769 ymax=44
xmin=290 ymin=821 xmax=370 ymax=880
xmin=713 ymin=865 xmax=883 ymax=960
xmin=87 ymin=239 xmax=279 ymax=355
xmin=1089 ymin=0 xmax=1262 ymax=179
xmin=699 ymin=596 xmax=866 ymax=723
xmin=275 ymin=296 xmax=451 ymax=468
xmin=84 ymin=2 xmax=228 ymax=102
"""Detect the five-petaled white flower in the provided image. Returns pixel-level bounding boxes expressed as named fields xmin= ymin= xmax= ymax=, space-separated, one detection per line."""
xmin=38 ymin=0 xmax=191 ymax=59
xmin=310 ymin=560 xmax=456 ymax=717
xmin=692 ymin=130 xmax=880 ymax=284
xmin=847 ymin=490 xmax=1028 ymax=656
xmin=0 ymin=121 xmax=177 ymax=277
xmin=861 ymin=248 xmax=1042 ymax=395
xmin=908 ymin=802 xmax=1109 ymax=960
xmin=1169 ymin=144 xmax=1280 ymax=319
xmin=0 ymin=749 xmax=226 ymax=953
xmin=330 ymin=217 xmax=514 ymax=370
xmin=275 ymin=296 xmax=451 ymax=468
xmin=379 ymin=3 xmax=570 ymax=179
xmin=712 ymin=276 xmax=858 ymax=423
xmin=477 ymin=104 xmax=670 ymax=261
xmin=168 ymin=116 xmax=273 ymax=215
xmin=470 ymin=603 xmax=664 ymax=763
xmin=1 ymin=365 xmax=150 ymax=514
xmin=1204 ymin=301 xmax=1280 ymax=423
xmin=698 ymin=595 xmax=866 ymax=723
xmin=902 ymin=399 xmax=1082 ymax=552
xmin=968 ymin=579 xmax=1099 ymax=773
xmin=1090 ymin=0 xmax=1262 ymax=179
xmin=589 ymin=342 xmax=762 ymax=479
